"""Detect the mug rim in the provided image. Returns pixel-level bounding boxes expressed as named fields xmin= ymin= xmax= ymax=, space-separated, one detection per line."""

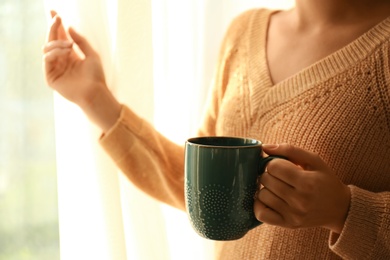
xmin=186 ymin=136 xmax=262 ymax=148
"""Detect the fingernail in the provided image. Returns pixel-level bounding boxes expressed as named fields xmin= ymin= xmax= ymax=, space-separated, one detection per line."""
xmin=262 ymin=144 xmax=279 ymax=149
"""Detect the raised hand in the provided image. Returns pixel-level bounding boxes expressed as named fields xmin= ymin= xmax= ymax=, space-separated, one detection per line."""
xmin=254 ymin=144 xmax=351 ymax=234
xmin=42 ymin=11 xmax=121 ymax=132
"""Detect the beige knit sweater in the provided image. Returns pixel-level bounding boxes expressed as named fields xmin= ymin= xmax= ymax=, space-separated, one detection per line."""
xmin=100 ymin=8 xmax=390 ymax=259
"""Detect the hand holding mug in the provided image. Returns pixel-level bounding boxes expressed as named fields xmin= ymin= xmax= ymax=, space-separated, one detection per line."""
xmin=254 ymin=144 xmax=351 ymax=234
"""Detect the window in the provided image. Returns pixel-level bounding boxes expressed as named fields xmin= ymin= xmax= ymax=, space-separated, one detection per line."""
xmin=0 ymin=1 xmax=60 ymax=259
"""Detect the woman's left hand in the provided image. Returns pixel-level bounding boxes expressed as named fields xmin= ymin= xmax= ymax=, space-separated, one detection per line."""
xmin=254 ymin=143 xmax=351 ymax=234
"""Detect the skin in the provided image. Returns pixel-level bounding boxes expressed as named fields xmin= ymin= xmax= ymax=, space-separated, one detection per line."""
xmin=255 ymin=144 xmax=351 ymax=234
xmin=42 ymin=1 xmax=390 ymax=235
xmin=267 ymin=0 xmax=390 ymax=85
xmin=43 ymin=11 xmax=121 ymax=133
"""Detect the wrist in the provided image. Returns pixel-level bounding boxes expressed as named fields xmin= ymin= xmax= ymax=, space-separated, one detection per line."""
xmin=326 ymin=185 xmax=351 ymax=234
xmin=79 ymin=84 xmax=121 ymax=133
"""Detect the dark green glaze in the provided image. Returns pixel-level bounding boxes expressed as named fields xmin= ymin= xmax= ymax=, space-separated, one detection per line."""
xmin=184 ymin=137 xmax=265 ymax=241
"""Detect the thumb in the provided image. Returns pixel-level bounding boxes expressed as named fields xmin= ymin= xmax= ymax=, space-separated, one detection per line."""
xmin=262 ymin=143 xmax=324 ymax=170
xmin=68 ymin=27 xmax=98 ymax=58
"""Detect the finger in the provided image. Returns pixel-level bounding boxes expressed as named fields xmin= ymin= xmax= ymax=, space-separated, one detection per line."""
xmin=43 ymin=40 xmax=73 ymax=53
xmin=254 ymin=199 xmax=284 ymax=225
xmin=256 ymin=187 xmax=287 ymax=214
xmin=260 ymin=170 xmax=294 ymax=201
xmin=47 ymin=15 xmax=61 ymax=42
xmin=68 ymin=27 xmax=97 ymax=57
xmin=263 ymin=143 xmax=324 ymax=170
xmin=50 ymin=10 xmax=58 ymax=18
xmin=43 ymin=48 xmax=71 ymax=63
xmin=47 ymin=11 xmax=68 ymax=41
xmin=265 ymin=159 xmax=303 ymax=188
xmin=56 ymin=17 xmax=68 ymax=40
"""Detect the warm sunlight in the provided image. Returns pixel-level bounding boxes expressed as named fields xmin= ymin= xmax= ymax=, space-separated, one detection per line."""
xmin=43 ymin=0 xmax=295 ymax=259
xmin=14 ymin=0 xmax=387 ymax=258
xmin=0 ymin=1 xmax=59 ymax=258
xmin=151 ymin=1 xmax=294 ymax=260
xmin=53 ymin=95 xmax=114 ymax=259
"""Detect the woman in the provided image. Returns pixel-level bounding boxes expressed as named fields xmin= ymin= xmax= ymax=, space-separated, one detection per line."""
xmin=43 ymin=0 xmax=390 ymax=258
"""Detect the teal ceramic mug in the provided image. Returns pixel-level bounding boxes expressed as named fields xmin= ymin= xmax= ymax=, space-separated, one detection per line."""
xmin=184 ymin=136 xmax=281 ymax=241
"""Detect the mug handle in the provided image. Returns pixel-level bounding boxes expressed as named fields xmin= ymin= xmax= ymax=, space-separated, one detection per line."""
xmin=258 ymin=155 xmax=287 ymax=174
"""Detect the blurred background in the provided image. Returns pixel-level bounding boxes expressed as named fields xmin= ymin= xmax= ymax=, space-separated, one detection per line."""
xmin=0 ymin=0 xmax=59 ymax=259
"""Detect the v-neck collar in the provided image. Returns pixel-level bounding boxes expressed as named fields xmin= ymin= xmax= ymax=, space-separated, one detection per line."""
xmin=247 ymin=8 xmax=390 ymax=111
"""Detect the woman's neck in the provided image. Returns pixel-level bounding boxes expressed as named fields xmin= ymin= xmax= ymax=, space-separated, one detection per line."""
xmin=266 ymin=0 xmax=390 ymax=85
xmin=293 ymin=0 xmax=390 ymax=30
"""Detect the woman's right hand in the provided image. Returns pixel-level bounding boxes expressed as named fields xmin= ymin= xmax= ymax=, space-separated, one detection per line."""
xmin=43 ymin=11 xmax=121 ymax=132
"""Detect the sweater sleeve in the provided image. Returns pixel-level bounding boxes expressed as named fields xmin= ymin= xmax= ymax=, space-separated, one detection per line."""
xmin=329 ymin=185 xmax=390 ymax=259
xmin=99 ymin=105 xmax=186 ymax=210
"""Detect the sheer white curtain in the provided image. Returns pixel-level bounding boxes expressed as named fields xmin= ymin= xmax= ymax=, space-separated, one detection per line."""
xmin=44 ymin=0 xmax=294 ymax=259
xmin=45 ymin=0 xmax=128 ymax=259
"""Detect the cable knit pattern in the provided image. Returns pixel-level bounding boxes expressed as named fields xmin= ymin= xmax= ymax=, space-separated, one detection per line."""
xmin=100 ymin=8 xmax=390 ymax=259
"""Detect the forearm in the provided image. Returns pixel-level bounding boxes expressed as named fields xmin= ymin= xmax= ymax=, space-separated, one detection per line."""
xmin=99 ymin=105 xmax=186 ymax=210
xmin=79 ymin=83 xmax=122 ymax=133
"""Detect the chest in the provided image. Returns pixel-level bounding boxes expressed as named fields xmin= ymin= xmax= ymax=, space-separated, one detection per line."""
xmin=214 ymin=57 xmax=390 ymax=190
xmin=266 ymin=15 xmax=379 ymax=85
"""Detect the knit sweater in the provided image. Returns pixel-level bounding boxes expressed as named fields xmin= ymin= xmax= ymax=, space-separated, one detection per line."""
xmin=100 ymin=8 xmax=390 ymax=260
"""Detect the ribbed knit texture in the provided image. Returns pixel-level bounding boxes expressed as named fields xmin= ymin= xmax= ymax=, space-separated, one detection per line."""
xmin=101 ymin=8 xmax=390 ymax=259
